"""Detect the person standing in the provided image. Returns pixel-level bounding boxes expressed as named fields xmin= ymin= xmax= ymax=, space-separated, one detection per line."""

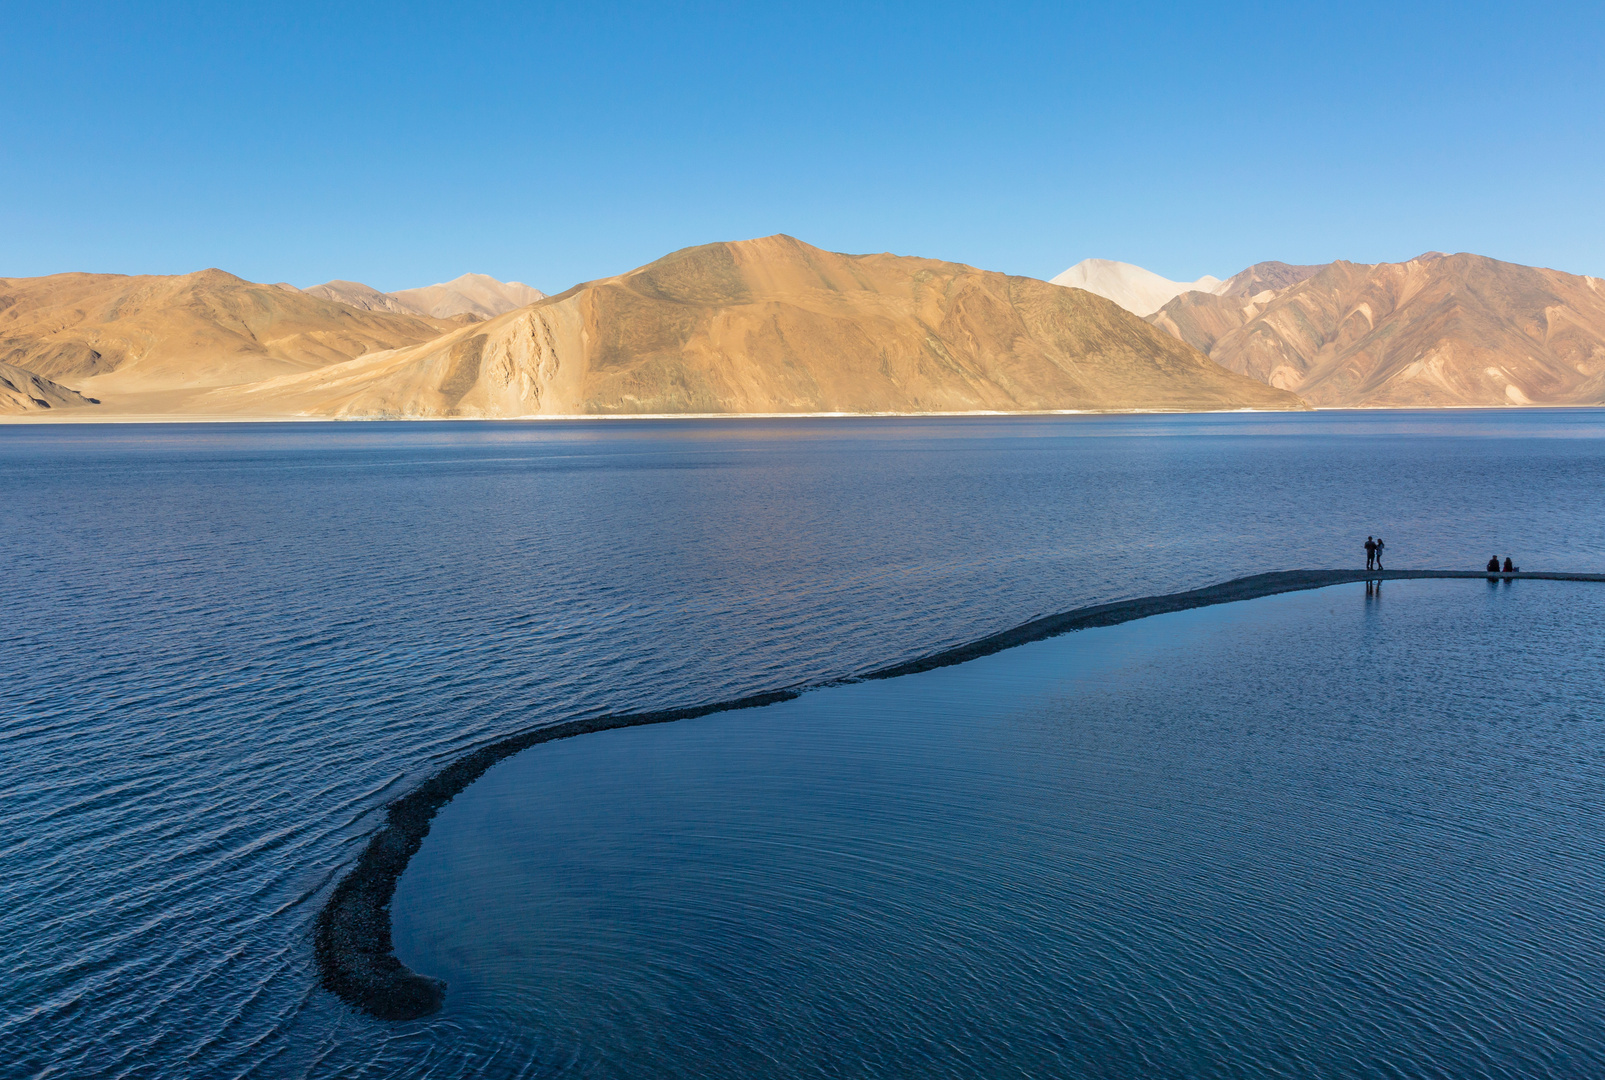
xmin=1365 ymin=536 xmax=1377 ymax=570
xmin=1374 ymin=537 xmax=1385 ymax=570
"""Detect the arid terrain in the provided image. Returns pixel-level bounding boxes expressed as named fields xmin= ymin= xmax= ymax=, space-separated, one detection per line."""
xmin=10 ymin=241 xmax=1603 ymax=419
xmin=196 ymin=236 xmax=1300 ymax=418
xmin=1144 ymin=254 xmax=1605 ymax=407
xmin=1 ymin=237 xmax=1300 ymax=419
xmin=305 ymin=274 xmax=545 ymax=320
xmin=0 ymin=270 xmax=455 ymax=415
xmin=0 ymin=361 xmax=99 ymax=412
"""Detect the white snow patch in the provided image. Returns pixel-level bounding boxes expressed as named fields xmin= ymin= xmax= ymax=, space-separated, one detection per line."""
xmin=1050 ymin=259 xmax=1224 ymax=317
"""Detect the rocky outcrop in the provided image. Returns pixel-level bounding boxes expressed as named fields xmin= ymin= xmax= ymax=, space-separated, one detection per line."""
xmin=0 ymin=361 xmax=98 ymax=413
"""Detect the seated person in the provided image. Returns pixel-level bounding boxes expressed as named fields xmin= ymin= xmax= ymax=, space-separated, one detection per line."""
xmin=1503 ymin=557 xmax=1517 ymax=573
xmin=1487 ymin=556 xmax=1501 ymax=573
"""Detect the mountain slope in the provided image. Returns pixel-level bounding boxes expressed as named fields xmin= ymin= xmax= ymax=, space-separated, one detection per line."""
xmin=200 ymin=235 xmax=1303 ymax=418
xmin=1146 ymin=288 xmax=1274 ymax=358
xmin=1146 ymin=262 xmax=1332 ymax=357
xmin=1050 ymin=259 xmax=1222 ymax=317
xmin=0 ymin=270 xmax=454 ymax=409
xmin=1147 ymin=253 xmax=1605 ymax=407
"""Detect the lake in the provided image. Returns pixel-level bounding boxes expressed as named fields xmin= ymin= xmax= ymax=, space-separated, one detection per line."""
xmin=3 ymin=411 xmax=1604 ymax=1078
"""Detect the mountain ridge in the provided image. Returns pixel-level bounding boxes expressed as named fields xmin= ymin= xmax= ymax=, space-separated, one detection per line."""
xmin=305 ymin=274 xmax=545 ymax=320
xmin=20 ymin=241 xmax=1600 ymax=418
xmin=1215 ymin=261 xmax=1324 ymax=299
xmin=195 ymin=235 xmax=1302 ymax=419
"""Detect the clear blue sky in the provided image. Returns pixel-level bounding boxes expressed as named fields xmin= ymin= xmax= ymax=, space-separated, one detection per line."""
xmin=3 ymin=1 xmax=1602 ymax=291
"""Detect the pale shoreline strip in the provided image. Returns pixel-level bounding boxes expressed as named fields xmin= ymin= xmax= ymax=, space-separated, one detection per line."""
xmin=3 ymin=406 xmax=1261 ymax=425
xmin=8 ymin=402 xmax=1605 ymax=425
xmin=315 ymin=568 xmax=1605 ymax=1021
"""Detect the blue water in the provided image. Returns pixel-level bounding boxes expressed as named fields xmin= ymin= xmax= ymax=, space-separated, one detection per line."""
xmin=3 ymin=411 xmax=1605 ymax=1078
xmin=395 ymin=580 xmax=1605 ymax=1079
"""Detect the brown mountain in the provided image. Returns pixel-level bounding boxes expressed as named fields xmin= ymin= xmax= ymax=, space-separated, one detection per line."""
xmin=1148 ymin=253 xmax=1605 ymax=407
xmin=0 ymin=270 xmax=455 ymax=413
xmin=198 ymin=235 xmax=1302 ymax=418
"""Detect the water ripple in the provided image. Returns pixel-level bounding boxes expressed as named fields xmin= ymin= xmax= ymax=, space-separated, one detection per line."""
xmin=3 ymin=413 xmax=1605 ymax=1078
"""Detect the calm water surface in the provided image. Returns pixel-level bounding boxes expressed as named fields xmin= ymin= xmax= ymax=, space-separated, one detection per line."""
xmin=3 ymin=411 xmax=1604 ymax=1078
xmin=397 ymin=580 xmax=1605 ymax=1079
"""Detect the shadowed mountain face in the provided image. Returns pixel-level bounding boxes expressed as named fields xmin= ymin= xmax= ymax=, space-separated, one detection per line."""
xmin=0 ymin=270 xmax=454 ymax=412
xmin=0 ymin=362 xmax=98 ymax=412
xmin=201 ymin=235 xmax=1303 ymax=418
xmin=1148 ymin=254 xmax=1605 ymax=407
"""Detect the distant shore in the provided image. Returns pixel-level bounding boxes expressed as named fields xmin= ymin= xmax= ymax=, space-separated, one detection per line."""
xmin=7 ymin=406 xmax=1262 ymax=424
xmin=8 ymin=403 xmax=1605 ymax=426
xmin=315 ymin=567 xmax=1605 ymax=1022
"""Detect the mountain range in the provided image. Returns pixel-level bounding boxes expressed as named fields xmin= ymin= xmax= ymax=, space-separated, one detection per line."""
xmin=1143 ymin=254 xmax=1605 ymax=407
xmin=0 ymin=270 xmax=455 ymax=414
xmin=4 ymin=240 xmax=1602 ymax=419
xmin=191 ymin=235 xmax=1295 ymax=418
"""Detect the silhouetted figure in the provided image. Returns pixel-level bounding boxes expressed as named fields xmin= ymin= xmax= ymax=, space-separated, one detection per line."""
xmin=1504 ymin=557 xmax=1517 ymax=574
xmin=1487 ymin=556 xmax=1501 ymax=573
xmin=1365 ymin=536 xmax=1377 ymax=570
xmin=1374 ymin=537 xmax=1385 ymax=570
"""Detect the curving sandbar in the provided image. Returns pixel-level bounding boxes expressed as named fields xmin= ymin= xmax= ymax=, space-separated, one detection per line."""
xmin=316 ymin=568 xmax=1605 ymax=1021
